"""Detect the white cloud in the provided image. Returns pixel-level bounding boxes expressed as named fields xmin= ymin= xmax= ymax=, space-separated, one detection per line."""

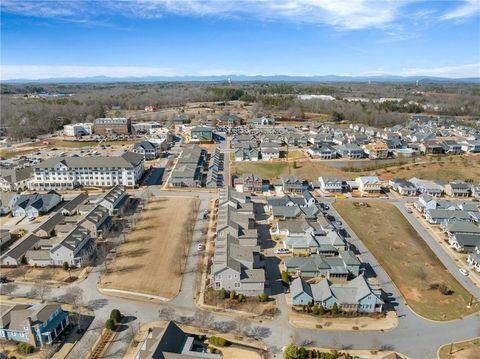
xmin=440 ymin=0 xmax=480 ymax=20
xmin=399 ymin=63 xmax=480 ymax=78
xmin=1 ymin=0 xmax=410 ymax=30
xmin=0 ymin=65 xmax=182 ymax=80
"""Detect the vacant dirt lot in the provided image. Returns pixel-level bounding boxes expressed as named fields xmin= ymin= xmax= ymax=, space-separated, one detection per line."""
xmin=1 ymin=266 xmax=82 ymax=285
xmin=333 ymin=202 xmax=479 ymax=321
xmin=100 ymin=196 xmax=199 ymax=299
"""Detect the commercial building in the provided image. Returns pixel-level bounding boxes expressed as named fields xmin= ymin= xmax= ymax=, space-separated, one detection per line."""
xmin=63 ymin=123 xmax=93 ymax=137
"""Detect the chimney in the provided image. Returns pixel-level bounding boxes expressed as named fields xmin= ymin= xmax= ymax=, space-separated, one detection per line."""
xmin=26 ymin=317 xmax=37 ymax=347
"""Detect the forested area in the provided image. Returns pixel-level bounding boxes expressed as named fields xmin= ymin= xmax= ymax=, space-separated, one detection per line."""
xmin=1 ymin=82 xmax=479 ymax=139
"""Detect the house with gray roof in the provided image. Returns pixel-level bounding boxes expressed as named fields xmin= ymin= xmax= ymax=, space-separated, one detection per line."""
xmin=410 ymin=178 xmax=444 ymax=197
xmin=170 ymin=145 xmax=206 ymax=187
xmin=284 ymin=251 xmax=361 ymax=280
xmin=12 ymin=191 xmax=62 ymax=218
xmin=448 ymin=233 xmax=480 ymax=252
xmin=0 ymin=167 xmax=33 ymax=192
xmin=442 ymin=220 xmax=480 ymax=238
xmin=133 ymin=140 xmax=161 ymax=160
xmin=233 ymin=143 xmax=259 ymax=161
xmin=134 ymin=321 xmax=220 ymax=359
xmin=282 ymin=176 xmax=307 ymax=194
xmin=1 ymin=234 xmax=41 ymax=266
xmin=389 ymin=178 xmax=417 ymax=196
xmin=445 ymin=181 xmax=471 ymax=197
xmin=318 ymin=176 xmax=345 ymax=193
xmin=290 ymin=274 xmax=384 ymax=312
xmin=467 ymin=246 xmax=480 ymax=273
xmin=335 ymin=144 xmax=364 ymax=159
xmin=96 ymin=185 xmax=128 ymax=215
xmin=0 ymin=303 xmax=69 ymax=348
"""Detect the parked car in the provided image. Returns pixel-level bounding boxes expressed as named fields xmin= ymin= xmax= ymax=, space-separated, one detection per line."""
xmin=275 ymin=248 xmax=290 ymax=254
xmin=197 ymin=243 xmax=205 ymax=251
xmin=459 ymin=269 xmax=469 ymax=276
xmin=0 ymin=277 xmax=9 ymax=284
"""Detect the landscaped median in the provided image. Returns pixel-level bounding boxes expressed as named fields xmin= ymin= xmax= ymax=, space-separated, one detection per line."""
xmin=333 ymin=202 xmax=480 ymax=321
xmin=288 ymin=306 xmax=399 ymax=331
xmin=437 ymin=337 xmax=480 ymax=359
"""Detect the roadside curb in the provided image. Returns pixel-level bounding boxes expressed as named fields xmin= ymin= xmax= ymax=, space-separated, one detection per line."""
xmin=97 ymin=287 xmax=171 ymax=302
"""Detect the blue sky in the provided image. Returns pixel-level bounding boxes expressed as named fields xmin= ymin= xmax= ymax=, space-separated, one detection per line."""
xmin=1 ymin=0 xmax=479 ymax=79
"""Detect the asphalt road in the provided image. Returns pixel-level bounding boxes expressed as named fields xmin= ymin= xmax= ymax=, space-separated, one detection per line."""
xmin=3 ymin=189 xmax=480 ymax=358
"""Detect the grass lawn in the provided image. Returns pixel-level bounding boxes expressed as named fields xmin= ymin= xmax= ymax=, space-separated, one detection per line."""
xmin=333 ymin=202 xmax=479 ymax=321
xmin=438 ymin=338 xmax=480 ymax=359
xmin=100 ymin=196 xmax=199 ymax=299
xmin=231 ymin=155 xmax=480 ymax=182
xmin=50 ymin=139 xmax=135 ymax=148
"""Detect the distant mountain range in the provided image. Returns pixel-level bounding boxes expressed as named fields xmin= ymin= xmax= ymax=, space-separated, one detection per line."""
xmin=3 ymin=74 xmax=480 ymax=84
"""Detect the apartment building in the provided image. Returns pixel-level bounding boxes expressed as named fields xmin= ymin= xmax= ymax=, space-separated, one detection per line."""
xmin=94 ymin=117 xmax=131 ymax=136
xmin=28 ymin=152 xmax=144 ymax=190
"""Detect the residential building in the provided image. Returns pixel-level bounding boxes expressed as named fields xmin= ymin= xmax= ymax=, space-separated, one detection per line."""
xmin=363 ymin=141 xmax=388 ymax=159
xmin=0 ymin=192 xmax=20 ymax=215
xmin=233 ymin=144 xmax=259 ymax=161
xmin=260 ymin=146 xmax=280 ymax=160
xmin=389 ymin=178 xmax=417 ymax=196
xmin=94 ymin=117 xmax=131 ymax=136
xmin=0 ymin=303 xmax=69 ymax=348
xmin=290 ymin=275 xmax=384 ymax=312
xmin=134 ymin=321 xmax=220 ymax=359
xmin=29 ymin=152 xmax=145 ymax=190
xmin=459 ymin=140 xmax=480 ymax=153
xmin=410 ymin=178 xmax=444 ymax=197
xmin=282 ymin=176 xmax=307 ymax=194
xmin=419 ymin=142 xmax=444 ymax=155
xmin=308 ymin=144 xmax=336 ymax=159
xmin=448 ymin=233 xmax=480 ymax=252
xmin=12 ymin=191 xmax=62 ymax=218
xmin=318 ymin=176 xmax=344 ymax=193
xmin=467 ymin=246 xmax=480 ymax=272
xmin=131 ymin=121 xmax=161 ymax=134
xmin=63 ymin=123 xmax=93 ymax=137
xmin=190 ymin=126 xmax=213 ymax=143
xmin=247 ymin=116 xmax=275 ymax=126
xmin=217 ymin=114 xmax=242 ymax=127
xmin=355 ymin=176 xmax=382 ymax=194
xmin=442 ymin=140 xmax=463 ymax=154
xmin=96 ymin=185 xmax=128 ymax=215
xmin=444 ymin=181 xmax=471 ymax=197
xmin=233 ymin=174 xmax=267 ymax=193
xmin=170 ymin=145 xmax=206 ymax=187
xmin=284 ymin=251 xmax=361 ymax=280
xmin=336 ymin=144 xmax=364 ymax=159
xmin=132 ymin=141 xmax=161 ymax=160
xmin=0 ymin=167 xmax=33 ymax=192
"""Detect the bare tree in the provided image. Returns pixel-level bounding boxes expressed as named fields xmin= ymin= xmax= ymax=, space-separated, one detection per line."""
xmin=1 ymin=282 xmax=18 ymax=296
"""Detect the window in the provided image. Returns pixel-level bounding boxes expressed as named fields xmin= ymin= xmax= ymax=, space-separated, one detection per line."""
xmin=234 ymin=282 xmax=240 ymax=288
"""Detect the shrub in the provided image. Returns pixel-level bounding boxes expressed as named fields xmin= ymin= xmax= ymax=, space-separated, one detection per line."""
xmin=318 ymin=305 xmax=325 ymax=315
xmin=229 ymin=290 xmax=236 ymax=300
xmin=62 ymin=262 xmax=69 ymax=271
xmin=219 ymin=288 xmax=227 ymax=299
xmin=209 ymin=336 xmax=229 ymax=347
xmin=331 ymin=302 xmax=339 ymax=315
xmin=110 ymin=309 xmax=122 ymax=322
xmin=258 ymin=293 xmax=269 ymax=302
xmin=237 ymin=294 xmax=246 ymax=303
xmin=105 ymin=318 xmax=115 ymax=330
xmin=17 ymin=343 xmax=34 ymax=354
xmin=281 ymin=271 xmax=290 ymax=285
xmin=311 ymin=305 xmax=320 ymax=315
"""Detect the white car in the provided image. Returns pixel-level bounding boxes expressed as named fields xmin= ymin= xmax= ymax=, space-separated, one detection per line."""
xmin=275 ymin=248 xmax=290 ymax=254
xmin=459 ymin=269 xmax=469 ymax=276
